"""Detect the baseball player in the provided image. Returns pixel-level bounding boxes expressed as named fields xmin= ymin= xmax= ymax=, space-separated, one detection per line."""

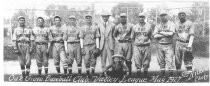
xmin=12 ymin=16 xmax=34 ymax=78
xmin=49 ymin=16 xmax=68 ymax=74
xmin=175 ymin=11 xmax=195 ymax=75
xmin=104 ymin=54 xmax=129 ymax=78
xmin=98 ymin=12 xmax=115 ymax=75
xmin=113 ymin=13 xmax=133 ymax=75
xmin=153 ymin=11 xmax=176 ymax=77
xmin=80 ymin=14 xmax=100 ymax=75
xmin=32 ymin=17 xmax=49 ymax=75
xmin=131 ymin=13 xmax=152 ymax=77
xmin=64 ymin=15 xmax=82 ymax=75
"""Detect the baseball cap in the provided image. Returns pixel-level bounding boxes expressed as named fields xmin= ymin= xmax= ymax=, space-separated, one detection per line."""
xmin=120 ymin=13 xmax=127 ymax=17
xmin=54 ymin=15 xmax=61 ymax=20
xmin=18 ymin=16 xmax=25 ymax=20
xmin=69 ymin=15 xmax=76 ymax=19
xmin=101 ymin=11 xmax=111 ymax=16
xmin=112 ymin=54 xmax=125 ymax=60
xmin=138 ymin=12 xmax=146 ymax=17
xmin=160 ymin=10 xmax=168 ymax=16
xmin=178 ymin=9 xmax=189 ymax=15
xmin=85 ymin=13 xmax=92 ymax=18
xmin=37 ymin=17 xmax=44 ymax=20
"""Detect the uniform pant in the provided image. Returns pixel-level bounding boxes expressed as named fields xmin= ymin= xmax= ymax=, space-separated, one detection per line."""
xmin=84 ymin=44 xmax=97 ymax=67
xmin=101 ymin=41 xmax=114 ymax=69
xmin=67 ymin=43 xmax=82 ymax=65
xmin=115 ymin=42 xmax=132 ymax=74
xmin=157 ymin=43 xmax=175 ymax=70
xmin=17 ymin=43 xmax=31 ymax=66
xmin=133 ymin=45 xmax=151 ymax=69
xmin=115 ymin=42 xmax=132 ymax=60
xmin=52 ymin=43 xmax=68 ymax=68
xmin=175 ymin=41 xmax=194 ymax=69
xmin=106 ymin=70 xmax=126 ymax=78
xmin=35 ymin=44 xmax=48 ymax=67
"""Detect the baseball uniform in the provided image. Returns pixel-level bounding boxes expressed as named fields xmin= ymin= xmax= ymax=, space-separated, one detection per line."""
xmin=98 ymin=21 xmax=115 ymax=70
xmin=12 ymin=26 xmax=34 ymax=76
xmin=131 ymin=23 xmax=152 ymax=71
xmin=80 ymin=24 xmax=100 ymax=68
xmin=175 ymin=20 xmax=195 ymax=70
xmin=153 ymin=21 xmax=176 ymax=71
xmin=113 ymin=23 xmax=133 ymax=75
xmin=104 ymin=54 xmax=129 ymax=78
xmin=49 ymin=25 xmax=68 ymax=73
xmin=32 ymin=27 xmax=49 ymax=74
xmin=64 ymin=25 xmax=82 ymax=74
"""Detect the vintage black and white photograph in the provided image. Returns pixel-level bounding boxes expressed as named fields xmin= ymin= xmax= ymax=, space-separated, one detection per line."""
xmin=3 ymin=0 xmax=209 ymax=83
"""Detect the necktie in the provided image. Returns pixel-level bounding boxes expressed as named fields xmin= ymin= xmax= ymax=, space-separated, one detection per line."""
xmin=104 ymin=22 xmax=106 ymax=28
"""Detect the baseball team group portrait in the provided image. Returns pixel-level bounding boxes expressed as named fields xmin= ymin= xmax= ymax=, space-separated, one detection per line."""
xmin=3 ymin=0 xmax=209 ymax=83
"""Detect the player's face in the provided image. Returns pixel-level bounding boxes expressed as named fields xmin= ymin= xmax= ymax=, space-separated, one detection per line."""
xmin=85 ymin=16 xmax=92 ymax=23
xmin=102 ymin=16 xmax=110 ymax=22
xmin=120 ymin=16 xmax=127 ymax=23
xmin=69 ymin=18 xmax=76 ymax=25
xmin=178 ymin=13 xmax=186 ymax=22
xmin=139 ymin=16 xmax=145 ymax=23
xmin=19 ymin=18 xmax=25 ymax=26
xmin=114 ymin=57 xmax=120 ymax=62
xmin=37 ymin=19 xmax=44 ymax=27
xmin=160 ymin=14 xmax=168 ymax=22
xmin=54 ymin=18 xmax=61 ymax=26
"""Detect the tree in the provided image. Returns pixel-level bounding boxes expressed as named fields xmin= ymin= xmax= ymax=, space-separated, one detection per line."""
xmin=147 ymin=7 xmax=161 ymax=24
xmin=190 ymin=2 xmax=209 ymax=36
xmin=45 ymin=4 xmax=94 ymax=27
xmin=111 ymin=2 xmax=143 ymax=24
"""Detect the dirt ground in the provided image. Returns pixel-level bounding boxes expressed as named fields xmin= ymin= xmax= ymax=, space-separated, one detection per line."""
xmin=4 ymin=55 xmax=209 ymax=82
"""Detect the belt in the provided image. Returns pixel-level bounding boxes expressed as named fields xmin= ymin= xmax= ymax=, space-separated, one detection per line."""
xmin=36 ymin=42 xmax=47 ymax=45
xmin=118 ymin=40 xmax=131 ymax=43
xmin=18 ymin=41 xmax=30 ymax=44
xmin=54 ymin=41 xmax=64 ymax=43
xmin=68 ymin=42 xmax=80 ymax=44
xmin=177 ymin=39 xmax=189 ymax=43
xmin=159 ymin=43 xmax=172 ymax=45
xmin=136 ymin=43 xmax=150 ymax=46
xmin=84 ymin=43 xmax=95 ymax=46
xmin=104 ymin=38 xmax=109 ymax=41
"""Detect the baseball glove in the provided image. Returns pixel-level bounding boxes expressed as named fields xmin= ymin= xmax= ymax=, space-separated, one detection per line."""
xmin=14 ymin=48 xmax=21 ymax=55
xmin=92 ymin=48 xmax=101 ymax=57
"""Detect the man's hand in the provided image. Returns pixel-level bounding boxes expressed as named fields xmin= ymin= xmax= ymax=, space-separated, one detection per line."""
xmin=104 ymin=72 xmax=108 ymax=77
xmin=124 ymin=72 xmax=129 ymax=77
xmin=81 ymin=48 xmax=86 ymax=55
xmin=46 ymin=48 xmax=50 ymax=56
xmin=46 ymin=48 xmax=49 ymax=54
xmin=186 ymin=46 xmax=192 ymax=52
xmin=94 ymin=48 xmax=100 ymax=53
xmin=29 ymin=47 xmax=33 ymax=54
xmin=66 ymin=50 xmax=69 ymax=56
xmin=158 ymin=31 xmax=164 ymax=35
xmin=154 ymin=34 xmax=164 ymax=39
xmin=14 ymin=47 xmax=20 ymax=55
xmin=14 ymin=46 xmax=17 ymax=50
xmin=57 ymin=37 xmax=63 ymax=42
